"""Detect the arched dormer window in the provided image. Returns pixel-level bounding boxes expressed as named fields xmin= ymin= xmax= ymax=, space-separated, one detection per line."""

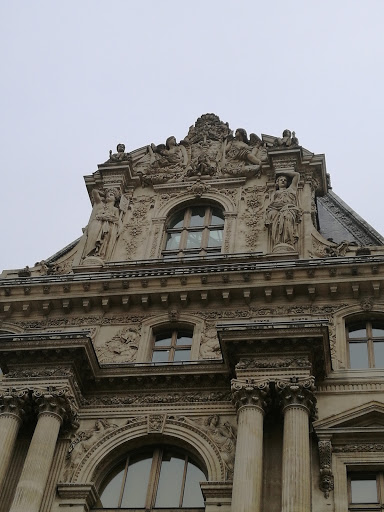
xmin=347 ymin=319 xmax=384 ymax=368
xmin=163 ymin=205 xmax=224 ymax=258
xmin=97 ymin=446 xmax=206 ymax=509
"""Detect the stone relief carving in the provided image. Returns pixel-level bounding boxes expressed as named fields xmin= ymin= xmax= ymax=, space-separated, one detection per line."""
xmin=265 ymin=170 xmax=302 ymax=253
xmin=199 ymin=326 xmax=222 ymax=359
xmin=318 ymin=440 xmax=334 ymax=498
xmin=333 ymin=443 xmax=384 ymax=452
xmin=82 ymin=189 xmax=128 ymax=264
xmin=63 ymin=418 xmax=119 ymax=481
xmin=96 ymin=326 xmax=141 ymax=364
xmin=147 ymin=414 xmax=166 ymax=433
xmin=80 ymin=391 xmax=232 ymax=407
xmin=223 ymin=129 xmax=267 ymax=177
xmin=236 ymin=356 xmax=311 ymax=370
xmin=121 ymin=195 xmax=155 ymax=260
xmin=177 ymin=414 xmax=236 ymax=478
xmin=240 ymin=186 xmax=266 ymax=250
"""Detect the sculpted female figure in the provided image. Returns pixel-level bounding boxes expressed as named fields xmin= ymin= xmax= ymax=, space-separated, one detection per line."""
xmin=83 ymin=188 xmax=122 ymax=261
xmin=149 ymin=135 xmax=188 ymax=169
xmin=265 ymin=170 xmax=302 ymax=251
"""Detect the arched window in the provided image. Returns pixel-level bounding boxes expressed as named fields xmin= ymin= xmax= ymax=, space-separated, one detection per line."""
xmin=164 ymin=205 xmax=224 ymax=258
xmin=347 ymin=320 xmax=384 ymax=368
xmin=98 ymin=446 xmax=206 ymax=509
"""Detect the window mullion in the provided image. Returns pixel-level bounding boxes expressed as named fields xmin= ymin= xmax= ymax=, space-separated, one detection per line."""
xmin=118 ymin=456 xmax=130 ymax=508
xmin=147 ymin=448 xmax=162 ymax=510
xmin=179 ymin=455 xmax=189 ymax=507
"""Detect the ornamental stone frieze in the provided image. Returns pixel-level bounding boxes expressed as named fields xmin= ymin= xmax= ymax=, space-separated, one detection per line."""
xmin=231 ymin=378 xmax=270 ymax=413
xmin=276 ymin=376 xmax=317 ymax=419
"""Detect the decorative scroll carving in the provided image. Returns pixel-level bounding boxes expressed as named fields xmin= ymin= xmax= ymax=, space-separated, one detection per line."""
xmin=177 ymin=414 xmax=236 ymax=478
xmin=333 ymin=443 xmax=384 ymax=452
xmin=32 ymin=386 xmax=78 ymax=428
xmin=239 ymin=186 xmax=266 ymax=250
xmin=265 ymin=170 xmax=302 ymax=253
xmin=318 ymin=439 xmax=334 ymax=498
xmin=231 ymin=378 xmax=270 ymax=412
xmin=96 ymin=326 xmax=140 ymax=364
xmin=122 ymin=195 xmax=155 ymax=260
xmin=276 ymin=376 xmax=317 ymax=418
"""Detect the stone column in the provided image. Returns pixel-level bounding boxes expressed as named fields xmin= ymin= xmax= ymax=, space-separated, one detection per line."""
xmin=0 ymin=387 xmax=29 ymax=490
xmin=231 ymin=378 xmax=270 ymax=512
xmin=277 ymin=377 xmax=317 ymax=512
xmin=9 ymin=387 xmax=78 ymax=512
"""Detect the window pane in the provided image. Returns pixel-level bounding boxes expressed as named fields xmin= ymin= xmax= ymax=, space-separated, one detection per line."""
xmin=207 ymin=229 xmax=223 ymax=247
xmin=155 ymin=452 xmax=185 ymax=507
xmin=169 ymin=211 xmax=185 ymax=229
xmin=182 ymin=460 xmax=206 ymax=507
xmin=372 ymin=323 xmax=384 ymax=338
xmin=349 ymin=342 xmax=369 ymax=368
xmin=100 ymin=464 xmax=125 ymax=508
xmin=211 ymin=208 xmax=224 ymax=226
xmin=165 ymin=232 xmax=181 ymax=250
xmin=152 ymin=350 xmax=170 ymax=362
xmin=350 ymin=477 xmax=378 ymax=503
xmin=189 ymin=207 xmax=206 ymax=227
xmin=348 ymin=325 xmax=367 ymax=339
xmin=155 ymin=333 xmax=172 ymax=347
xmin=121 ymin=455 xmax=152 ymax=508
xmin=186 ymin=231 xmax=203 ymax=249
xmin=374 ymin=341 xmax=384 ymax=367
xmin=174 ymin=349 xmax=191 ymax=362
xmin=176 ymin=332 xmax=193 ymax=346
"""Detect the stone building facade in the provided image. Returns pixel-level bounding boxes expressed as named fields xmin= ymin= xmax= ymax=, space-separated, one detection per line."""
xmin=1 ymin=114 xmax=384 ymax=512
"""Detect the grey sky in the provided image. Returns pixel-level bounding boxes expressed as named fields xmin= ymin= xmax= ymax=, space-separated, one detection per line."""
xmin=1 ymin=0 xmax=383 ymax=271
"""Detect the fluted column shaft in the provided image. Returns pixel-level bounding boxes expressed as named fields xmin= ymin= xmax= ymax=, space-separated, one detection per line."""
xmin=9 ymin=387 xmax=78 ymax=512
xmin=278 ymin=377 xmax=316 ymax=512
xmin=0 ymin=388 xmax=29 ymax=491
xmin=231 ymin=379 xmax=269 ymax=512
xmin=10 ymin=411 xmax=62 ymax=512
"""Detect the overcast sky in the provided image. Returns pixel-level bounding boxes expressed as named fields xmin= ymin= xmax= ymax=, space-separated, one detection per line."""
xmin=1 ymin=1 xmax=383 ymax=271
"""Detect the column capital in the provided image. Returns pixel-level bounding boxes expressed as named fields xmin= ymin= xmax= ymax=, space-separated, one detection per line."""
xmin=0 ymin=386 xmax=30 ymax=423
xmin=231 ymin=378 xmax=270 ymax=413
xmin=276 ymin=376 xmax=317 ymax=418
xmin=32 ymin=386 xmax=79 ymax=429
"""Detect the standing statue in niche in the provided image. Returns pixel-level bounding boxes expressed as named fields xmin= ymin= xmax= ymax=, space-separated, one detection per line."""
xmin=83 ymin=188 xmax=123 ymax=262
xmin=265 ymin=170 xmax=302 ymax=252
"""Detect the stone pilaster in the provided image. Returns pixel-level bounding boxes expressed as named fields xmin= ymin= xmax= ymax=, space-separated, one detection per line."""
xmin=231 ymin=378 xmax=270 ymax=512
xmin=0 ymin=387 xmax=29 ymax=490
xmin=277 ymin=376 xmax=317 ymax=512
xmin=9 ymin=386 xmax=78 ymax=512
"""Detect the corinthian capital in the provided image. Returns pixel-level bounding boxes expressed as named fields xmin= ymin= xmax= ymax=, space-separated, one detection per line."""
xmin=0 ymin=386 xmax=30 ymax=422
xmin=231 ymin=378 xmax=270 ymax=413
xmin=32 ymin=386 xmax=79 ymax=428
xmin=276 ymin=376 xmax=317 ymax=418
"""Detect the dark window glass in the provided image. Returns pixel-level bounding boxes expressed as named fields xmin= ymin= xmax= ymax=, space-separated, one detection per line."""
xmin=347 ymin=321 xmax=384 ymax=368
xmin=164 ymin=205 xmax=224 ymax=256
xmin=152 ymin=328 xmax=193 ymax=363
xmin=99 ymin=447 xmax=206 ymax=509
xmin=350 ymin=475 xmax=378 ymax=504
